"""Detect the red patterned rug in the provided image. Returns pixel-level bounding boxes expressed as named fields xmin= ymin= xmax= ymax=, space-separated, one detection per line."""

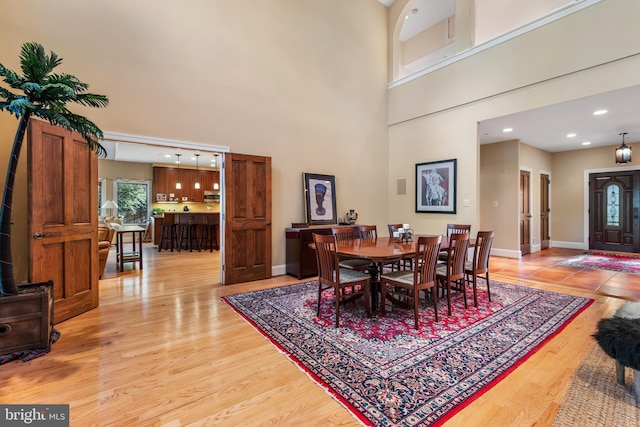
xmin=559 ymin=252 xmax=640 ymax=274
xmin=222 ymin=280 xmax=592 ymax=426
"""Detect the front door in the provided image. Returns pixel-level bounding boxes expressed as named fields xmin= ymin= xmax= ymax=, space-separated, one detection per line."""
xmin=589 ymin=170 xmax=640 ymax=253
xmin=28 ymin=119 xmax=99 ymax=323
xmin=520 ymin=170 xmax=531 ymax=255
xmin=222 ymin=153 xmax=272 ymax=284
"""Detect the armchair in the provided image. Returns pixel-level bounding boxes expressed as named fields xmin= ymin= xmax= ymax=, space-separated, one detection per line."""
xmin=98 ymin=223 xmax=116 ymax=278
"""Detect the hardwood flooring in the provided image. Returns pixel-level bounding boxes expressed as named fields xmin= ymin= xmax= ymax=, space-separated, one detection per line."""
xmin=0 ymin=246 xmax=638 ymax=426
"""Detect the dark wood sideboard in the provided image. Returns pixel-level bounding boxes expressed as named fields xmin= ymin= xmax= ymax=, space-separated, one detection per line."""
xmin=285 ymin=224 xmax=358 ymax=279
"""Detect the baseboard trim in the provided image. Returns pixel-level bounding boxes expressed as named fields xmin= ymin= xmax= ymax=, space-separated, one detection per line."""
xmin=550 ymin=240 xmax=588 ymax=250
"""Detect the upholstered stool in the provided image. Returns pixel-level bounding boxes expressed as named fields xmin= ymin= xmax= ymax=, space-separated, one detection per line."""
xmin=198 ymin=224 xmax=218 ymax=252
xmin=593 ymin=301 xmax=640 ymax=403
xmin=158 ymin=223 xmax=176 ymax=252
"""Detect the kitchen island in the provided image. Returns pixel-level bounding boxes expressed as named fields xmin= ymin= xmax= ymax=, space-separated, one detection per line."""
xmin=151 ymin=212 xmax=220 ymax=251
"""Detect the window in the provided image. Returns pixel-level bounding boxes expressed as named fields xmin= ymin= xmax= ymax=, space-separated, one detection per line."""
xmin=115 ymin=180 xmax=151 ymax=224
xmin=98 ymin=178 xmax=106 ymax=216
xmin=606 ymin=184 xmax=620 ymax=227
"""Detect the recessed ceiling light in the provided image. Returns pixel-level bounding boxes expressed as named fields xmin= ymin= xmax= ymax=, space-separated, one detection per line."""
xmin=164 ymin=154 xmax=171 ymax=158
xmin=593 ymin=109 xmax=608 ymax=116
xmin=566 ymin=133 xmax=577 ymax=138
xmin=502 ymin=128 xmax=513 ymax=133
xmin=582 ymin=141 xmax=591 ymax=146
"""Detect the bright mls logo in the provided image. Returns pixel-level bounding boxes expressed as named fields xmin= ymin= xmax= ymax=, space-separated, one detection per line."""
xmin=0 ymin=405 xmax=69 ymax=426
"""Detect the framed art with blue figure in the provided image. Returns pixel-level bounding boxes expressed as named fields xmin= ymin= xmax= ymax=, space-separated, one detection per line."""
xmin=416 ymin=159 xmax=457 ymax=214
xmin=303 ymin=173 xmax=337 ymax=226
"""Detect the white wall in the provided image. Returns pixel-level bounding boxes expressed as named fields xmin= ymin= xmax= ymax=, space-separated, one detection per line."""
xmin=0 ymin=0 xmax=390 ymax=274
xmin=388 ymin=0 xmax=640 ymax=253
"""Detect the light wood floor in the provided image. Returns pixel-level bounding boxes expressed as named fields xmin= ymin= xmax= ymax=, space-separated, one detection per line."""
xmin=0 ymin=246 xmax=638 ymax=426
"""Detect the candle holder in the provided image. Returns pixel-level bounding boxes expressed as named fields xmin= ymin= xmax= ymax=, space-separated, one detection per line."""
xmin=393 ymin=226 xmax=413 ymax=243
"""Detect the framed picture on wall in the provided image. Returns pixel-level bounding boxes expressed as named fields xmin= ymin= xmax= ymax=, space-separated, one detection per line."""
xmin=303 ymin=173 xmax=337 ymax=225
xmin=415 ymin=159 xmax=457 ymax=214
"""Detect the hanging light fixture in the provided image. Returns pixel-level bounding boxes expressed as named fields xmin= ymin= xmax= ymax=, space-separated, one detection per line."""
xmin=213 ymin=153 xmax=220 ymax=190
xmin=175 ymin=154 xmax=182 ymax=189
xmin=194 ymin=154 xmax=201 ymax=189
xmin=615 ymin=132 xmax=632 ymax=164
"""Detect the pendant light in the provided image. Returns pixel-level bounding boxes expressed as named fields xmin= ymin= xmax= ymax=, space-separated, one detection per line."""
xmin=175 ymin=154 xmax=182 ymax=189
xmin=213 ymin=153 xmax=220 ymax=190
xmin=615 ymin=132 xmax=632 ymax=164
xmin=194 ymin=154 xmax=201 ymax=189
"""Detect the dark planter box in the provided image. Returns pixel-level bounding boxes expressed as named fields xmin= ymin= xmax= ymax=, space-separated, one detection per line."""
xmin=0 ymin=281 xmax=53 ymax=353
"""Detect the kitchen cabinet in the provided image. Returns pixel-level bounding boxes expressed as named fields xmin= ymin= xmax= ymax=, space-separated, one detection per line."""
xmin=154 ymin=167 xmax=217 ymax=202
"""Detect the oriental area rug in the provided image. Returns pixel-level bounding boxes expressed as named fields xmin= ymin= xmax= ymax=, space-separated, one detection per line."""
xmin=222 ymin=280 xmax=593 ymax=426
xmin=558 ymin=252 xmax=640 ymax=274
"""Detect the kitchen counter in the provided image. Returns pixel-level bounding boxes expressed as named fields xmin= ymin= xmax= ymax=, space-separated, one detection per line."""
xmin=151 ymin=212 xmax=220 ymax=249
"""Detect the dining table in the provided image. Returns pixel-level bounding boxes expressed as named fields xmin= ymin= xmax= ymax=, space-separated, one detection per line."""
xmin=334 ymin=235 xmax=472 ymax=314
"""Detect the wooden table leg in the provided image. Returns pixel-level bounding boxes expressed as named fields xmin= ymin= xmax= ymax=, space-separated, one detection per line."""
xmin=138 ymin=231 xmax=143 ymax=270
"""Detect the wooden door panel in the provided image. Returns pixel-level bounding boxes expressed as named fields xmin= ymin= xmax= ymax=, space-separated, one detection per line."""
xmin=540 ymin=174 xmax=550 ymax=250
xmin=28 ymin=119 xmax=99 ymax=323
xmin=520 ymin=170 xmax=531 ymax=255
xmin=223 ymin=153 xmax=272 ymax=284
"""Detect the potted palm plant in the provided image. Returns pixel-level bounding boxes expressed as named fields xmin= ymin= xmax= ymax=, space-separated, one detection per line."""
xmin=0 ymin=42 xmax=108 ymax=352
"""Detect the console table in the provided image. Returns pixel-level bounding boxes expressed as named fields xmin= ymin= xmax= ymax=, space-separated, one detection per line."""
xmin=285 ymin=224 xmax=358 ymax=278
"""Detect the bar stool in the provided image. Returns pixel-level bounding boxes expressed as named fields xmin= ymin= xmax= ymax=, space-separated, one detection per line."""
xmin=158 ymin=223 xmax=176 ymax=252
xmin=177 ymin=217 xmax=199 ymax=252
xmin=198 ymin=223 xmax=218 ymax=252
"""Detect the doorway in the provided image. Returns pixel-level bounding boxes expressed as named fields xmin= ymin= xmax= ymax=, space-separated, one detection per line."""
xmin=520 ymin=169 xmax=532 ymax=255
xmin=100 ymin=132 xmax=229 ymax=282
xmin=540 ymin=173 xmax=550 ymax=250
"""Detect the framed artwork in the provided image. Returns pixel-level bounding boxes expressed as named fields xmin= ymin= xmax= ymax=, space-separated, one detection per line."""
xmin=415 ymin=159 xmax=457 ymax=214
xmin=303 ymin=173 xmax=337 ymax=226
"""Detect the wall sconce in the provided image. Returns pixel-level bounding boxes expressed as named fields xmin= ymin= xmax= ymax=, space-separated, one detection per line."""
xmin=175 ymin=154 xmax=182 ymax=189
xmin=615 ymin=132 xmax=632 ymax=164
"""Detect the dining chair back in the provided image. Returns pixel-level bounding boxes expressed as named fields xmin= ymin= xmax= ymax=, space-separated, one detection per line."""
xmin=313 ymin=233 xmax=371 ymax=327
xmin=380 ymin=235 xmax=442 ymax=328
xmin=446 ymin=224 xmax=471 ymax=237
xmin=331 ymin=226 xmax=358 ymax=243
xmin=387 ymin=223 xmax=402 ymax=235
xmin=436 ymin=232 xmax=470 ymax=315
xmin=465 ymin=230 xmax=494 ymax=306
xmin=331 ymin=227 xmax=371 ymax=272
xmin=388 ymin=223 xmax=412 ymax=271
xmin=358 ymin=225 xmax=377 ymax=240
xmin=439 ymin=224 xmax=471 ymax=261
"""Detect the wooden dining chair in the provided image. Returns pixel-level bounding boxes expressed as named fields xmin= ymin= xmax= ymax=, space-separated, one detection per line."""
xmin=360 ymin=225 xmax=401 ymax=273
xmin=313 ymin=233 xmax=371 ymax=327
xmin=358 ymin=225 xmax=377 ymax=240
xmin=331 ymin=227 xmax=371 ymax=272
xmin=436 ymin=232 xmax=470 ymax=315
xmin=465 ymin=230 xmax=494 ymax=306
xmin=380 ymin=235 xmax=442 ymax=329
xmin=438 ymin=224 xmax=471 ymax=261
xmin=388 ymin=223 xmax=412 ymax=270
